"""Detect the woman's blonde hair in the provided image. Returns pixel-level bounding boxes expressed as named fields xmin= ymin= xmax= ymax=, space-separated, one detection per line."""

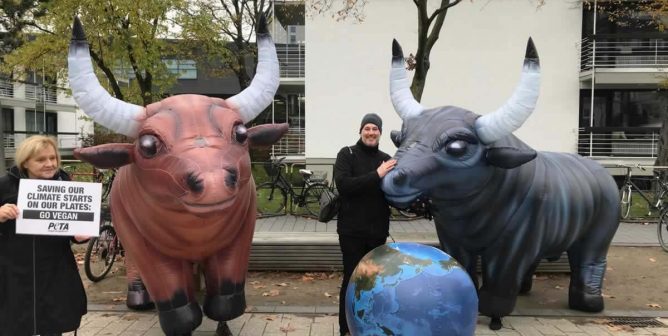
xmin=15 ymin=135 xmax=61 ymax=173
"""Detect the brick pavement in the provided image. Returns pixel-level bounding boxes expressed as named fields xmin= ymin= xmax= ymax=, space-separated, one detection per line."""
xmin=61 ymin=312 xmax=668 ymax=336
xmin=61 ymin=218 xmax=665 ymax=336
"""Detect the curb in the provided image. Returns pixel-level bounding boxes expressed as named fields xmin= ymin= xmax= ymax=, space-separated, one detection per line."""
xmin=87 ymin=304 xmax=668 ymax=319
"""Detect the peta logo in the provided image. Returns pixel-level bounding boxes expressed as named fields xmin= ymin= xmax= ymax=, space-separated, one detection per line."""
xmin=47 ymin=222 xmax=70 ymax=232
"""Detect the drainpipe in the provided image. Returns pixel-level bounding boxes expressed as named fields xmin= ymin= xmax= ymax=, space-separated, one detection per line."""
xmin=589 ymin=0 xmax=597 ymax=157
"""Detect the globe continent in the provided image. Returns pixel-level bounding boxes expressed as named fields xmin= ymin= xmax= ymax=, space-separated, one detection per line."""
xmin=345 ymin=242 xmax=478 ymax=336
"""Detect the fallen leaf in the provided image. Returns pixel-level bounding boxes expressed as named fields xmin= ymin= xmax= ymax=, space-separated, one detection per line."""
xmin=281 ymin=300 xmax=286 ymax=304
xmin=647 ymin=303 xmax=662 ymax=308
xmin=264 ymin=315 xmax=278 ymax=321
xmin=112 ymin=296 xmax=126 ymax=302
xmin=649 ymin=258 xmax=656 ymax=262
xmin=324 ymin=292 xmax=332 ymax=297
xmin=275 ymin=282 xmax=289 ymax=287
xmin=253 ymin=285 xmax=266 ymax=289
xmin=301 ymin=276 xmax=314 ymax=282
xmin=607 ymin=324 xmax=634 ymax=332
xmin=280 ymin=323 xmax=296 ymax=332
xmin=554 ymin=285 xmax=563 ymax=290
xmin=249 ymin=281 xmax=261 ymax=285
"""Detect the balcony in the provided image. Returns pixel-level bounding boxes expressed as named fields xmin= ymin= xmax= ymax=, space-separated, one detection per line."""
xmin=3 ymin=131 xmax=80 ymax=158
xmin=578 ymin=127 xmax=659 ymax=159
xmin=580 ymin=37 xmax=668 ymax=71
xmin=0 ymin=78 xmax=14 ymax=98
xmin=25 ymin=84 xmax=58 ymax=104
xmin=276 ymin=43 xmax=304 ymax=79
xmin=273 ymin=127 xmax=304 ymax=156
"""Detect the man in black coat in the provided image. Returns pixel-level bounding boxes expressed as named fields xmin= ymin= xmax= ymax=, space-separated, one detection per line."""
xmin=333 ymin=113 xmax=396 ymax=336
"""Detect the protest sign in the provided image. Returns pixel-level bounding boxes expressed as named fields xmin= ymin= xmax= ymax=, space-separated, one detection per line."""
xmin=16 ymin=179 xmax=101 ymax=237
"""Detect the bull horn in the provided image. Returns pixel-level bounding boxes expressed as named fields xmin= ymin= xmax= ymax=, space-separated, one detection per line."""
xmin=390 ymin=39 xmax=424 ymax=120
xmin=475 ymin=37 xmax=540 ymax=144
xmin=227 ymin=14 xmax=280 ymax=124
xmin=68 ymin=16 xmax=144 ymax=138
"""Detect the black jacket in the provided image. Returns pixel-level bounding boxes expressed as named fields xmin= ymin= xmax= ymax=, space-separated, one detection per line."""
xmin=0 ymin=166 xmax=87 ymax=336
xmin=334 ymin=140 xmax=392 ymax=239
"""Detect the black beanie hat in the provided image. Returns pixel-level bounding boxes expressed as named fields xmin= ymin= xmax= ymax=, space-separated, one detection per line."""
xmin=359 ymin=113 xmax=383 ymax=133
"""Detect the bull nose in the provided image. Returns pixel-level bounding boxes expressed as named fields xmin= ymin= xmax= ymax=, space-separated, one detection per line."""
xmin=186 ymin=172 xmax=204 ymax=193
xmin=393 ymin=171 xmax=408 ymax=186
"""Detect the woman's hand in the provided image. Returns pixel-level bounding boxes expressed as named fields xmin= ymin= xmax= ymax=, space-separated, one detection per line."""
xmin=73 ymin=235 xmax=91 ymax=243
xmin=0 ymin=204 xmax=19 ymax=223
xmin=376 ymin=159 xmax=397 ymax=178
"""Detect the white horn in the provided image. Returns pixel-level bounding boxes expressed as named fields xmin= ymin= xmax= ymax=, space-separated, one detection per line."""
xmin=390 ymin=39 xmax=424 ymax=120
xmin=475 ymin=38 xmax=540 ymax=144
xmin=68 ymin=17 xmax=144 ymax=138
xmin=227 ymin=15 xmax=280 ymax=124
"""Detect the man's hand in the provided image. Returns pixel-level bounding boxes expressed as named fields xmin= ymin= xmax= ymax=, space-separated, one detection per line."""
xmin=376 ymin=159 xmax=397 ymax=178
xmin=0 ymin=204 xmax=19 ymax=223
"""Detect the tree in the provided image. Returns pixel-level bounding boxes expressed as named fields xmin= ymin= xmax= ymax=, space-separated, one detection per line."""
xmin=309 ymin=0 xmax=463 ymax=102
xmin=0 ymin=0 xmax=50 ymax=172
xmin=179 ymin=0 xmax=305 ymax=93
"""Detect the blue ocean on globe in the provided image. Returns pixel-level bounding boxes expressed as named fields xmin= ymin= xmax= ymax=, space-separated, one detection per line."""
xmin=345 ymin=242 xmax=478 ymax=336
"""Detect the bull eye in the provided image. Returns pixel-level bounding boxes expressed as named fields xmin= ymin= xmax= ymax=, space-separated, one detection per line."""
xmin=233 ymin=124 xmax=248 ymax=143
xmin=138 ymin=134 xmax=162 ymax=158
xmin=445 ymin=140 xmax=468 ymax=157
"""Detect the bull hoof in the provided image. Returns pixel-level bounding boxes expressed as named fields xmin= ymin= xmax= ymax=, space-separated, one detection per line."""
xmin=216 ymin=322 xmax=233 ymax=336
xmin=569 ymin=290 xmax=604 ymax=312
xmin=127 ymin=282 xmax=155 ymax=311
xmin=489 ymin=317 xmax=503 ymax=330
xmin=204 ymin=290 xmax=246 ymax=321
xmin=478 ymin=290 xmax=516 ymax=317
xmin=158 ymin=301 xmax=203 ymax=336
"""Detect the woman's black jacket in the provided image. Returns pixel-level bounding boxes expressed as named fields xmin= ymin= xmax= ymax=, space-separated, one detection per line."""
xmin=0 ymin=166 xmax=87 ymax=336
xmin=334 ymin=140 xmax=392 ymax=239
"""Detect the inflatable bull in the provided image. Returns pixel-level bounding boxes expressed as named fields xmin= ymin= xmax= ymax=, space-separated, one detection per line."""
xmin=68 ymin=17 xmax=287 ymax=335
xmin=381 ymin=38 xmax=620 ymax=330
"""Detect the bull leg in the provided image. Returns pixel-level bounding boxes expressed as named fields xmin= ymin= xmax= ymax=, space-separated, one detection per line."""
xmin=202 ymin=208 xmax=255 ymax=323
xmin=112 ymin=209 xmax=202 ymax=335
xmin=519 ymin=261 xmax=540 ymax=294
xmin=479 ymin=253 xmax=535 ymax=330
xmin=125 ymin=254 xmax=154 ymax=310
xmin=567 ymin=193 xmax=619 ymax=313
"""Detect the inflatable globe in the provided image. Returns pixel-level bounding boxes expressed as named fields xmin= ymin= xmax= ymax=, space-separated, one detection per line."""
xmin=345 ymin=243 xmax=478 ymax=336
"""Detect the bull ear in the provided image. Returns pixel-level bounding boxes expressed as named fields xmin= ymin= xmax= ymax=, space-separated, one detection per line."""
xmin=74 ymin=144 xmax=135 ymax=169
xmin=485 ymin=147 xmax=536 ymax=169
xmin=390 ymin=130 xmax=402 ymax=148
xmin=248 ymin=123 xmax=289 ymax=147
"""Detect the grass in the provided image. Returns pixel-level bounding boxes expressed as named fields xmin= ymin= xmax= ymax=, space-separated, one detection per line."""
xmin=624 ymin=191 xmax=661 ymax=219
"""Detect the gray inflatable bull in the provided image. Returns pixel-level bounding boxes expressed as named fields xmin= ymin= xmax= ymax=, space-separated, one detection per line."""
xmin=381 ymin=38 xmax=620 ymax=330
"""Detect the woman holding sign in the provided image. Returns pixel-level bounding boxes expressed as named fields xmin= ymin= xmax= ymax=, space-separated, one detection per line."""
xmin=0 ymin=135 xmax=87 ymax=336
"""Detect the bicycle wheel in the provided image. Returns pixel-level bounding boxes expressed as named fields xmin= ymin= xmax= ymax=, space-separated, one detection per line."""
xmin=620 ymin=185 xmax=632 ymax=219
xmin=84 ymin=225 xmax=119 ymax=282
xmin=659 ymin=211 xmax=668 ymax=252
xmin=303 ymin=183 xmax=330 ymax=217
xmin=255 ymin=182 xmax=287 ymax=216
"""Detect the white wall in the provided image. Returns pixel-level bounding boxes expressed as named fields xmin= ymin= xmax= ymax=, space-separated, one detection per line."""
xmin=305 ymin=0 xmax=583 ymax=159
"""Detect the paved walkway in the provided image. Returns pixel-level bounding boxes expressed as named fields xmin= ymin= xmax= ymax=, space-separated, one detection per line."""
xmin=64 ymin=312 xmax=668 ymax=335
xmin=67 ymin=217 xmax=666 ymax=335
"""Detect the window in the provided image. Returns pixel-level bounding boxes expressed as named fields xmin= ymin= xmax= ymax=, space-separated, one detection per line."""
xmin=165 ymin=59 xmax=197 ymax=79
xmin=288 ymin=26 xmax=297 ymax=44
xmin=580 ymin=89 xmax=666 ymax=128
xmin=25 ymin=110 xmax=57 ymax=134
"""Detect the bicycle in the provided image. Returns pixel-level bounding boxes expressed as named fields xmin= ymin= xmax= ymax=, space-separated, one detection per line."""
xmin=255 ymin=157 xmax=332 ymax=217
xmin=83 ymin=207 xmax=124 ymax=282
xmin=618 ymin=164 xmax=668 ymax=219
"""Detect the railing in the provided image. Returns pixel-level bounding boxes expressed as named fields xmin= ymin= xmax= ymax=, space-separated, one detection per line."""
xmin=578 ymin=127 xmax=660 ymax=158
xmin=24 ymin=83 xmax=58 ymax=104
xmin=275 ymin=43 xmax=305 ymax=78
xmin=2 ymin=131 xmax=80 ymax=151
xmin=273 ymin=127 xmax=304 ymax=155
xmin=580 ymin=37 xmax=668 ymax=71
xmin=0 ymin=78 xmax=13 ymax=98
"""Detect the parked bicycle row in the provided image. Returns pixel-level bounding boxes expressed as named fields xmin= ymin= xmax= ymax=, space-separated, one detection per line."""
xmin=615 ymin=164 xmax=668 ymax=252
